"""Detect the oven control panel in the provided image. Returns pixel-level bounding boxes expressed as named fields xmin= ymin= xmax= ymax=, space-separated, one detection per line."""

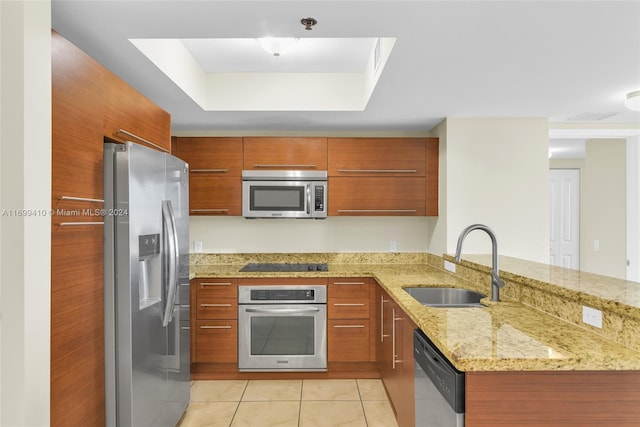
xmin=250 ymin=289 xmax=315 ymax=301
xmin=238 ymin=285 xmax=327 ymax=304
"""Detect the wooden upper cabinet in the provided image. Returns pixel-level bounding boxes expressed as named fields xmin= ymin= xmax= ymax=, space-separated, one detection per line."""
xmin=51 ymin=31 xmax=106 ymax=426
xmin=328 ymin=138 xmax=427 ymax=177
xmin=52 ymin=31 xmax=105 ymax=204
xmin=174 ymin=137 xmax=243 ymax=216
xmin=243 ymin=137 xmax=328 ymax=170
xmin=174 ymin=137 xmax=243 ymax=174
xmin=103 ymin=71 xmax=171 ymax=152
xmin=424 ymin=137 xmax=439 ymax=216
xmin=328 ymin=177 xmax=427 ymax=216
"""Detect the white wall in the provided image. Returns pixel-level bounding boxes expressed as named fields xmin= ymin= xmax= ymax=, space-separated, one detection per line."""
xmin=581 ymin=139 xmax=627 ymax=279
xmin=0 ymin=1 xmax=51 ymax=425
xmin=440 ymin=118 xmax=550 ymax=262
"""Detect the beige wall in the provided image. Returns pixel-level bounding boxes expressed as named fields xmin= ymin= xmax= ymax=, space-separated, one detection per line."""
xmin=550 ymin=140 xmax=628 ymax=279
xmin=190 ymin=216 xmax=436 ymax=253
xmin=439 ymin=118 xmax=550 ymax=262
xmin=0 ymin=0 xmax=51 ymax=425
xmin=581 ymin=139 xmax=627 ymax=278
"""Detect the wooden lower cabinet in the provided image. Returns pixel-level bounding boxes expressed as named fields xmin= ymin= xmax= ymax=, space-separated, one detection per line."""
xmin=191 ymin=278 xmax=239 ymax=370
xmin=378 ymin=284 xmax=416 ymax=427
xmin=194 ymin=320 xmax=238 ymax=363
xmin=466 ymin=371 xmax=640 ymax=427
xmin=327 ymin=278 xmax=376 ymax=365
xmin=328 ymin=319 xmax=371 ymax=362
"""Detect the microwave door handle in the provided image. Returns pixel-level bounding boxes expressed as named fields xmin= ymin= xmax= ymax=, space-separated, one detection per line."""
xmin=306 ymin=184 xmax=311 ymax=215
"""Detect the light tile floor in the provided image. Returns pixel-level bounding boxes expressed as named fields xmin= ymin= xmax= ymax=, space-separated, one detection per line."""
xmin=179 ymin=379 xmax=399 ymax=427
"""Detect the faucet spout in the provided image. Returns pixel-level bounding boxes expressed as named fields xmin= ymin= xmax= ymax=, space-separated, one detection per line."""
xmin=454 ymin=224 xmax=505 ymax=302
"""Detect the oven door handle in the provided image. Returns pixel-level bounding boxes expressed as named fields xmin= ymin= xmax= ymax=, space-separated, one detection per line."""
xmin=244 ymin=307 xmax=320 ymax=314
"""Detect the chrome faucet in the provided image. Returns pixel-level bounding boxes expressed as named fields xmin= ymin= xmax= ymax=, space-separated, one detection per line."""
xmin=454 ymin=224 xmax=505 ymax=302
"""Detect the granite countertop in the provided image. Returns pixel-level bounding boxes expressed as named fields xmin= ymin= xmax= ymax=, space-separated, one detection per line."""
xmin=190 ymin=256 xmax=640 ymax=372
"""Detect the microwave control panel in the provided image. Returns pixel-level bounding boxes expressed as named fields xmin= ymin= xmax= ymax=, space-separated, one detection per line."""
xmin=314 ymin=185 xmax=325 ymax=212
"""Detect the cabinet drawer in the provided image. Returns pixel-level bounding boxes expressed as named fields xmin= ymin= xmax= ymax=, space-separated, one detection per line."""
xmin=328 ymin=278 xmax=370 ymax=299
xmin=194 ymin=279 xmax=238 ymax=298
xmin=328 ymin=300 xmax=369 ymax=319
xmin=328 ymin=319 xmax=370 ymax=362
xmin=194 ymin=320 xmax=238 ymax=363
xmin=196 ymin=297 xmax=237 ymax=319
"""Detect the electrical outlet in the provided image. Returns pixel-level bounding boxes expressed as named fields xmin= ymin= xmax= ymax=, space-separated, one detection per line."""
xmin=194 ymin=240 xmax=203 ymax=253
xmin=444 ymin=260 xmax=456 ymax=273
xmin=389 ymin=240 xmax=397 ymax=252
xmin=593 ymin=240 xmax=600 ymax=252
xmin=582 ymin=306 xmax=603 ymax=328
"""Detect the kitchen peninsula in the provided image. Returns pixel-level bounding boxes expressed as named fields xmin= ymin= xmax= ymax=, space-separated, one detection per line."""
xmin=190 ymin=252 xmax=640 ymax=426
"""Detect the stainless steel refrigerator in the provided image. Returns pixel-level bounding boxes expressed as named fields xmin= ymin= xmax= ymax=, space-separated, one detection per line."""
xmin=104 ymin=141 xmax=190 ymax=427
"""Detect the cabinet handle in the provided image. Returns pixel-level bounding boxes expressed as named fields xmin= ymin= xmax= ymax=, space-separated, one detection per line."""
xmin=381 ymin=297 xmax=389 ymax=342
xmin=336 ymin=169 xmax=417 ymax=173
xmin=200 ymin=282 xmax=233 ymax=286
xmin=333 ymin=325 xmax=365 ymax=328
xmin=332 ymin=281 xmax=366 ymax=285
xmin=199 ymin=325 xmax=232 ymax=329
xmin=191 ymin=209 xmax=229 ymax=213
xmin=59 ymin=221 xmax=104 ymax=227
xmin=200 ymin=303 xmax=232 ymax=307
xmin=58 ymin=196 xmax=104 ymax=203
xmin=117 ymin=129 xmax=168 ymax=153
xmin=392 ymin=309 xmax=403 ymax=370
xmin=333 ymin=303 xmax=365 ymax=306
xmin=191 ymin=168 xmax=228 ymax=173
xmin=253 ymin=164 xmax=317 ymax=169
xmin=392 ymin=308 xmax=396 ymax=370
xmin=337 ymin=209 xmax=417 ymax=213
xmin=180 ymin=326 xmax=191 ymax=330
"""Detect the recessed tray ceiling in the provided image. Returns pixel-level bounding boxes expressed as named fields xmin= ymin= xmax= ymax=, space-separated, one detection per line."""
xmin=130 ymin=37 xmax=395 ymax=112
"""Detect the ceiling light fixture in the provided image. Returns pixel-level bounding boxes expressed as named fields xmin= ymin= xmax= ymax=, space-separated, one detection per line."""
xmin=301 ymin=17 xmax=317 ymax=31
xmin=256 ymin=37 xmax=299 ymax=57
xmin=625 ymin=90 xmax=640 ymax=111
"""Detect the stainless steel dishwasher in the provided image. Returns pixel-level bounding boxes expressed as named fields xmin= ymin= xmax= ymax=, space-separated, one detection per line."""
xmin=414 ymin=329 xmax=465 ymax=427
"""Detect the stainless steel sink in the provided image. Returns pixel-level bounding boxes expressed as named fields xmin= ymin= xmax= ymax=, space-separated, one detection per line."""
xmin=403 ymin=287 xmax=486 ymax=307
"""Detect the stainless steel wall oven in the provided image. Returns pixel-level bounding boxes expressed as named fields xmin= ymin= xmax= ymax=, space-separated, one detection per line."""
xmin=238 ymin=285 xmax=327 ymax=371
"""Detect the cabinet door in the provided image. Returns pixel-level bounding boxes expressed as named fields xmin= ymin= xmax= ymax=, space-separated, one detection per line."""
xmin=425 ymin=138 xmax=439 ymax=216
xmin=189 ymin=175 xmax=241 ymax=216
xmin=51 ymin=31 xmax=106 ymax=427
xmin=328 ymin=138 xmax=426 ymax=176
xmin=243 ymin=137 xmax=328 ymax=170
xmin=174 ymin=137 xmax=243 ymax=215
xmin=174 ymin=137 xmax=243 ymax=175
xmin=103 ymin=71 xmax=171 ymax=151
xmin=329 ymin=177 xmax=426 ymax=216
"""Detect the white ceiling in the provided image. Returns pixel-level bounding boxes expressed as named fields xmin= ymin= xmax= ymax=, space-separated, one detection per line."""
xmin=51 ymin=0 xmax=640 ymax=136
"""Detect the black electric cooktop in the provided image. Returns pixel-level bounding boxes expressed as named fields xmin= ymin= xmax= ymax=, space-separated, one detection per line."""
xmin=239 ymin=263 xmax=329 ymax=272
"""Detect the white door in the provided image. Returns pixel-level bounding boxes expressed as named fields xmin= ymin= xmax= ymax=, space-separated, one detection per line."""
xmin=549 ymin=169 xmax=580 ymax=269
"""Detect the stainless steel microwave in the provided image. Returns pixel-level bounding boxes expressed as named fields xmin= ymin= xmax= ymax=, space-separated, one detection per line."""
xmin=242 ymin=170 xmax=328 ymax=219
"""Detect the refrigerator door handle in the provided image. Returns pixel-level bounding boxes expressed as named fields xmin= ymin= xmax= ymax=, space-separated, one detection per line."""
xmin=162 ymin=200 xmax=179 ymax=327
